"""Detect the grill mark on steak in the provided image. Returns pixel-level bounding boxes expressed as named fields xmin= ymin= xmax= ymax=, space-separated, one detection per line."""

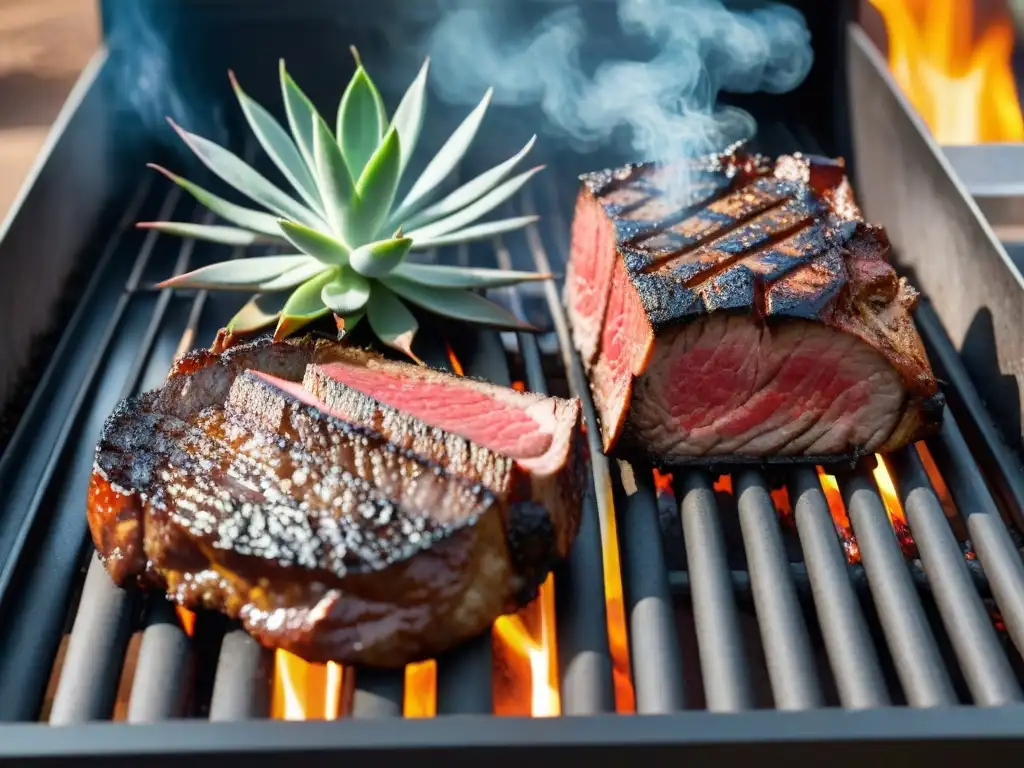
xmin=567 ymin=145 xmax=944 ymax=463
xmin=87 ymin=336 xmax=583 ymax=666
xmin=629 ymin=178 xmax=795 ymax=271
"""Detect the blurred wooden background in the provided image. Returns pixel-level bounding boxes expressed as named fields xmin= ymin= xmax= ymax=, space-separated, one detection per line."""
xmin=0 ymin=0 xmax=99 ymax=221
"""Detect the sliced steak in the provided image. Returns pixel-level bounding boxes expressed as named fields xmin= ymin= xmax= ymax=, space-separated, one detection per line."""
xmin=302 ymin=346 xmax=584 ymax=563
xmin=566 ymin=147 xmax=944 ymax=464
xmin=87 ymin=336 xmax=582 ymax=666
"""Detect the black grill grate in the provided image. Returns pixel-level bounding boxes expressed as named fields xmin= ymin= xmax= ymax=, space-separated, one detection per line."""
xmin=1 ymin=120 xmax=1024 ymax=735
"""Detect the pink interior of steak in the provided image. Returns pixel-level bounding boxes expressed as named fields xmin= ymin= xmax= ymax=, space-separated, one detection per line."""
xmin=628 ymin=315 xmax=907 ymax=457
xmin=311 ymin=362 xmax=558 ymax=461
xmin=590 ymin=255 xmax=654 ymax=451
xmin=567 ymin=192 xmax=618 ymax=367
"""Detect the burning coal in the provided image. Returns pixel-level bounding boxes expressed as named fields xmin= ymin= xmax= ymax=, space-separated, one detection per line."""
xmin=424 ymin=0 xmax=814 ymax=201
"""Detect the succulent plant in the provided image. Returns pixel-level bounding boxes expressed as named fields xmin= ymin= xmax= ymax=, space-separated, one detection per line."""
xmin=143 ymin=48 xmax=548 ymax=360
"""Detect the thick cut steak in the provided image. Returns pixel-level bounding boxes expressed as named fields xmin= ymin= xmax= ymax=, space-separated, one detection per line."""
xmin=304 ymin=346 xmax=583 ymax=562
xmin=566 ymin=147 xmax=943 ymax=464
xmin=87 ymin=337 xmax=583 ymax=666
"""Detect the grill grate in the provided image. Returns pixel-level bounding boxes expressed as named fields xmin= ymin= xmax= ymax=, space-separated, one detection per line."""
xmin=1 ymin=121 xmax=1024 ymax=731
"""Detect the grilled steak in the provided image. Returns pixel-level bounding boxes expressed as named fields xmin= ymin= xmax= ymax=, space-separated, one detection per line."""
xmin=303 ymin=347 xmax=583 ymax=561
xmin=566 ymin=147 xmax=943 ymax=464
xmin=87 ymin=336 xmax=583 ymax=666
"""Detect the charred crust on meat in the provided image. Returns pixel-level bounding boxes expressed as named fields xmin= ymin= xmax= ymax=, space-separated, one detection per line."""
xmin=507 ymin=501 xmax=558 ymax=605
xmin=569 ymin=143 xmax=944 ymax=460
xmin=921 ymin=391 xmax=946 ymax=426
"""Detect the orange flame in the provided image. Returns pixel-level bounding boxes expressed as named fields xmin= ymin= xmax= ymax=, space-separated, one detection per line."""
xmin=713 ymin=474 xmax=733 ymax=494
xmin=445 ymin=341 xmax=465 ymax=376
xmin=869 ymin=0 xmax=1024 ymax=143
xmin=404 ymin=661 xmax=437 ymax=718
xmin=270 ymin=652 xmax=343 ymax=720
xmin=652 ymin=468 xmax=674 ymax=495
xmin=594 ymin=472 xmax=636 ymax=713
xmin=175 ymin=607 xmax=196 ymax=638
xmin=816 ymin=467 xmax=860 ymax=563
xmin=872 ymin=454 xmax=917 ymax=557
xmin=493 ymin=575 xmax=560 ymax=716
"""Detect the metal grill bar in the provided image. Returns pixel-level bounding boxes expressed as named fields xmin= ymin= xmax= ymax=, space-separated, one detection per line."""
xmin=616 ymin=466 xmax=686 ymax=713
xmin=841 ymin=470 xmax=957 ymax=707
xmin=734 ymin=471 xmax=823 ymax=710
xmin=927 ymin=417 xmax=1024 ymax=661
xmin=49 ymin=193 xmax=201 ymax=724
xmin=127 ymin=601 xmax=191 ymax=722
xmin=47 ymin=559 xmax=136 ymax=724
xmin=209 ymin=630 xmax=269 ymax=721
xmin=890 ymin=447 xmax=1022 ymax=704
xmin=0 ymin=176 xmax=153 ymax=569
xmin=914 ymin=302 xmax=1024 ymax=524
xmin=522 ymin=192 xmax=616 ymax=715
xmin=351 ymin=670 xmax=404 ymax=719
xmin=788 ymin=469 xmax=889 ymax=708
xmin=0 ymin=182 xmax=184 ymax=722
xmin=678 ymin=472 xmax=755 ymax=712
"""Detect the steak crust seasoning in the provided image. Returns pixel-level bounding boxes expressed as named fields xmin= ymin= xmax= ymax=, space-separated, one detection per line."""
xmin=565 ymin=147 xmax=943 ymax=464
xmin=87 ymin=337 xmax=583 ymax=667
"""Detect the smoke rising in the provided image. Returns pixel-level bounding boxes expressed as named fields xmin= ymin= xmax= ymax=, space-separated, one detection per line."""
xmin=425 ymin=0 xmax=813 ymax=199
xmin=105 ymin=1 xmax=227 ymax=154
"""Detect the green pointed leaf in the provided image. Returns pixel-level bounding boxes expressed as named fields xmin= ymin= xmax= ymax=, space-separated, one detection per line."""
xmin=229 ymin=71 xmax=324 ymax=214
xmin=389 ymin=57 xmax=430 ymax=177
xmin=400 ymin=136 xmax=537 ymax=231
xmin=136 ymin=222 xmax=286 ymax=247
xmin=321 ymin=266 xmax=371 ymax=315
xmin=394 ymin=88 xmax=494 ymax=218
xmin=382 ymin=275 xmax=536 ymax=331
xmin=279 ymin=219 xmax=350 ymax=265
xmin=354 ymin=126 xmax=402 ymax=242
xmin=350 ymin=235 xmax=412 ymax=278
xmin=337 ymin=61 xmax=388 ymax=178
xmin=274 ymin=269 xmax=337 ymax=340
xmin=406 ymin=166 xmax=543 ymax=242
xmin=258 ymin=260 xmax=327 ymax=291
xmin=366 ymin=283 xmax=422 ymax=363
xmin=227 ymin=292 xmax=290 ymax=333
xmin=168 ymin=119 xmax=325 ymax=230
xmin=393 ymin=262 xmax=549 ymax=289
xmin=157 ymin=255 xmax=312 ymax=290
xmin=146 ymin=165 xmax=283 ymax=236
xmin=280 ymin=61 xmax=319 ymax=172
xmin=409 ymin=215 xmax=538 ymax=249
xmin=313 ymin=114 xmax=358 ymax=240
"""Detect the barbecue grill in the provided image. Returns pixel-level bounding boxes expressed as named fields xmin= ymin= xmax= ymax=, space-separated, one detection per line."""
xmin=2 ymin=0 xmax=1024 ymax=764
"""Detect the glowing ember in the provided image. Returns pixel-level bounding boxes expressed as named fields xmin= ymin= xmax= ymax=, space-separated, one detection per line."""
xmin=445 ymin=341 xmax=465 ymax=376
xmin=652 ymin=468 xmax=674 ymax=495
xmin=816 ymin=466 xmax=860 ymax=563
xmin=869 ymin=0 xmax=1024 ymax=143
xmin=404 ymin=660 xmax=437 ymax=717
xmin=872 ymin=454 xmax=917 ymax=557
xmin=770 ymin=485 xmax=794 ymax=527
xmin=270 ymin=652 xmax=342 ymax=720
xmin=713 ymin=474 xmax=733 ymax=494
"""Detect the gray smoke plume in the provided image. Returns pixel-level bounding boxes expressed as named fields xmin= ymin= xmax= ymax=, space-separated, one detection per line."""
xmin=425 ymin=0 xmax=813 ymax=200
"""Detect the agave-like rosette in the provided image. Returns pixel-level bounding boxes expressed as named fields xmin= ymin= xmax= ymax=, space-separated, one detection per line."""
xmin=143 ymin=47 xmax=548 ymax=359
